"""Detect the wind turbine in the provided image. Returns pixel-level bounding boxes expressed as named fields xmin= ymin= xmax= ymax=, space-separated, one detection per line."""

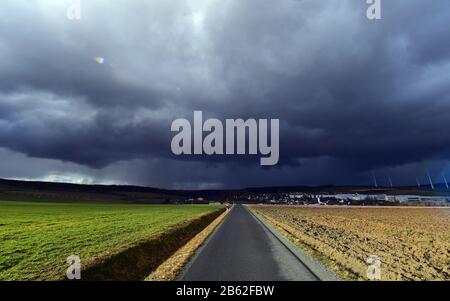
xmin=388 ymin=175 xmax=393 ymax=188
xmin=416 ymin=177 xmax=421 ymax=189
xmin=426 ymin=171 xmax=435 ymax=191
xmin=443 ymin=175 xmax=449 ymax=190
xmin=372 ymin=173 xmax=378 ymax=188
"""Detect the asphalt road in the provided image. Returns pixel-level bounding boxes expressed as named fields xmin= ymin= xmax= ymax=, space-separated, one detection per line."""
xmin=180 ymin=204 xmax=318 ymax=281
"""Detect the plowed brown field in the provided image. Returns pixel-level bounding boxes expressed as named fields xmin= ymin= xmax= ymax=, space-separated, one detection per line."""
xmin=249 ymin=205 xmax=449 ymax=280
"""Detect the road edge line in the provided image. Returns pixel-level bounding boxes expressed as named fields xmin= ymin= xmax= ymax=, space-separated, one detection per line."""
xmin=245 ymin=205 xmax=341 ymax=281
xmin=175 ymin=205 xmax=235 ymax=281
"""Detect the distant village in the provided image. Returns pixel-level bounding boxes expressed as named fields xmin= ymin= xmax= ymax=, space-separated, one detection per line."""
xmin=237 ymin=192 xmax=450 ymax=207
xmin=173 ymin=192 xmax=450 ymax=207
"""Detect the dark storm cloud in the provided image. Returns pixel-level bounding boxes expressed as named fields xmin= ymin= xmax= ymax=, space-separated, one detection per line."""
xmin=0 ymin=0 xmax=450 ymax=188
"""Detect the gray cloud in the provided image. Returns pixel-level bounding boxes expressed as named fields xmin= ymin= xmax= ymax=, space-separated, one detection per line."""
xmin=0 ymin=0 xmax=449 ymax=188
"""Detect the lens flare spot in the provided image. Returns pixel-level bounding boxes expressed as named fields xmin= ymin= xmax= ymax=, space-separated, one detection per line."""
xmin=95 ymin=57 xmax=105 ymax=65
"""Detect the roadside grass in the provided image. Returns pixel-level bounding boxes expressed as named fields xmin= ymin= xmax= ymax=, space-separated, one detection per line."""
xmin=147 ymin=207 xmax=231 ymax=281
xmin=0 ymin=200 xmax=223 ymax=280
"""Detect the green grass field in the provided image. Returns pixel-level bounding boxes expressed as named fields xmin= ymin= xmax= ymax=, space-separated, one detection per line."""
xmin=0 ymin=200 xmax=223 ymax=280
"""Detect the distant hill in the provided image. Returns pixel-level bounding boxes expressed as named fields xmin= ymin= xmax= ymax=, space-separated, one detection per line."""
xmin=0 ymin=178 xmax=222 ymax=204
xmin=0 ymin=178 xmax=447 ymax=204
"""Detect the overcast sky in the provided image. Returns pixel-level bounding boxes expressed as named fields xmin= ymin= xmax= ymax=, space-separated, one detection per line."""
xmin=0 ymin=0 xmax=449 ymax=189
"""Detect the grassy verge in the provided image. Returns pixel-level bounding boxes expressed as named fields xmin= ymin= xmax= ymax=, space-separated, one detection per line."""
xmin=147 ymin=207 xmax=231 ymax=281
xmin=0 ymin=200 xmax=224 ymax=280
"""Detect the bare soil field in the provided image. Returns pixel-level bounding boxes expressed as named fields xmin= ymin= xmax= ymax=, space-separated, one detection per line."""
xmin=249 ymin=205 xmax=449 ymax=280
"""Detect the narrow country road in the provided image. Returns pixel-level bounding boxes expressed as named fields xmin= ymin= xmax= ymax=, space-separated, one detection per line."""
xmin=180 ymin=204 xmax=318 ymax=281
